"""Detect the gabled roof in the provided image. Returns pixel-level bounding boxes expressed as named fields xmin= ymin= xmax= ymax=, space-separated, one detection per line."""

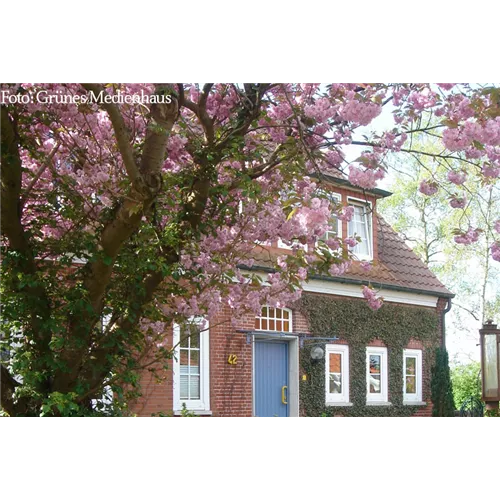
xmin=335 ymin=216 xmax=454 ymax=297
xmin=242 ymin=215 xmax=454 ymax=299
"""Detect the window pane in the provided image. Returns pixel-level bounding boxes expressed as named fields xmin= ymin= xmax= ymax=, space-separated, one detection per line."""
xmin=369 ymin=374 xmax=381 ymax=393
xmin=406 ymin=357 xmax=416 ymax=375
xmin=255 ymin=317 xmax=260 ymax=330
xmin=261 ymin=319 xmax=268 ymax=330
xmin=268 ymin=319 xmax=275 ymax=331
xmin=320 ymin=217 xmax=339 ymax=241
xmin=330 ymin=353 xmax=341 ymax=373
xmin=189 ymin=331 xmax=200 ymax=349
xmin=180 ymin=374 xmax=189 ymax=399
xmin=190 ymin=375 xmax=200 ymax=399
xmin=180 ymin=333 xmax=189 ymax=348
xmin=179 ymin=349 xmax=189 ymax=365
xmin=348 ymin=204 xmax=370 ymax=256
xmin=406 ymin=375 xmax=416 ymax=394
xmin=369 ymin=354 xmax=381 ymax=374
xmin=329 ymin=373 xmax=342 ymax=394
xmin=190 ymin=350 xmax=200 ymax=374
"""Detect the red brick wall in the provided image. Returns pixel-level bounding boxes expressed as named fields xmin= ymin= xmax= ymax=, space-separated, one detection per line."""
xmin=129 ymin=327 xmax=174 ymax=416
xmin=209 ymin=308 xmax=253 ymax=417
xmin=131 ymin=293 xmax=441 ymax=417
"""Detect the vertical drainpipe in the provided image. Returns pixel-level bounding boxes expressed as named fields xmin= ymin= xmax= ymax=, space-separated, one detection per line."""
xmin=441 ymin=297 xmax=452 ymax=349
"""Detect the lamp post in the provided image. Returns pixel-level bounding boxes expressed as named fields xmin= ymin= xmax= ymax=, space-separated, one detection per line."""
xmin=479 ymin=320 xmax=500 ymax=415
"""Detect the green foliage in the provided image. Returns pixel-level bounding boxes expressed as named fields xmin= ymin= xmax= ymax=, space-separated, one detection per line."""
xmin=297 ymin=295 xmax=439 ymax=416
xmin=484 ymin=408 xmax=500 ymax=418
xmin=151 ymin=403 xmax=199 ymax=417
xmin=431 ymin=348 xmax=455 ymax=416
xmin=450 ymin=362 xmax=481 ymax=410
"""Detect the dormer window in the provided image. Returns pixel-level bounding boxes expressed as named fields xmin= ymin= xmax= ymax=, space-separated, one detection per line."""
xmin=319 ymin=192 xmax=342 ymax=242
xmin=347 ymin=198 xmax=373 ymax=260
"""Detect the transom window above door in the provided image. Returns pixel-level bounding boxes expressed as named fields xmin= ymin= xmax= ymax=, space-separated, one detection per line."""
xmin=255 ymin=306 xmax=292 ymax=332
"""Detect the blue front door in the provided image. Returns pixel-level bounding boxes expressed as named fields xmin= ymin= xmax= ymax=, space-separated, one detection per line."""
xmin=254 ymin=341 xmax=289 ymax=417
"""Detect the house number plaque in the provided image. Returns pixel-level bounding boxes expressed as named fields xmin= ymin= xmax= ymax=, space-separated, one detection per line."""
xmin=228 ymin=354 xmax=238 ymax=365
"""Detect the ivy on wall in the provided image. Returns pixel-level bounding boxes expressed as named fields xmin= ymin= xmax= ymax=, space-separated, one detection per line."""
xmin=297 ymin=294 xmax=440 ymax=417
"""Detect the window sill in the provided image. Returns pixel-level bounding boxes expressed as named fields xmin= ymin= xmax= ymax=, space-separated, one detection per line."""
xmin=366 ymin=401 xmax=392 ymax=406
xmin=403 ymin=401 xmax=426 ymax=406
xmin=354 ymin=255 xmax=373 ymax=262
xmin=173 ymin=409 xmax=212 ymax=416
xmin=325 ymin=402 xmax=353 ymax=407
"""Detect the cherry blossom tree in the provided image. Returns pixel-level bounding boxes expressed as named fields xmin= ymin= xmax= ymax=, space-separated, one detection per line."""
xmin=1 ymin=83 xmax=499 ymax=415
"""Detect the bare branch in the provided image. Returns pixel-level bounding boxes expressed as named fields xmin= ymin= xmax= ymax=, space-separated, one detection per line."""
xmin=452 ymin=302 xmax=480 ymax=321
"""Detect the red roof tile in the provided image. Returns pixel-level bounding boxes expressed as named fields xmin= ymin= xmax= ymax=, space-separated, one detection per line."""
xmin=242 ymin=215 xmax=454 ymax=298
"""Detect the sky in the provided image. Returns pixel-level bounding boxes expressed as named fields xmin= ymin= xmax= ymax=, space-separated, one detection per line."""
xmin=344 ymin=98 xmax=496 ymax=365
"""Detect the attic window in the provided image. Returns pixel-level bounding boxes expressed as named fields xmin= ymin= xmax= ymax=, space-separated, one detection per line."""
xmin=347 ymin=199 xmax=373 ymax=260
xmin=319 ymin=192 xmax=342 ymax=243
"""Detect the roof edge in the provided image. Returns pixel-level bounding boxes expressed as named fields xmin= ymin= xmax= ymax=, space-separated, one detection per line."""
xmin=237 ymin=264 xmax=456 ymax=299
xmin=310 ymin=172 xmax=393 ymax=198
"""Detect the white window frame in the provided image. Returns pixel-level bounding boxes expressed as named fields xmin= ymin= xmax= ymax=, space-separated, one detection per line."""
xmin=366 ymin=346 xmax=388 ymax=403
xmin=321 ymin=191 xmax=342 ymax=241
xmin=255 ymin=306 xmax=292 ymax=333
xmin=347 ymin=197 xmax=373 ymax=261
xmin=173 ymin=318 xmax=210 ymax=413
xmin=403 ymin=349 xmax=423 ymax=403
xmin=325 ymin=344 xmax=350 ymax=405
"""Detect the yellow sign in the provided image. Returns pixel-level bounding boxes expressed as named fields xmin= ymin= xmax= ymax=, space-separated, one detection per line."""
xmin=228 ymin=354 xmax=238 ymax=365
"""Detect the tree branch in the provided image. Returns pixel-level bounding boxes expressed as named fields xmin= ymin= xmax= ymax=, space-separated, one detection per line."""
xmin=21 ymin=141 xmax=60 ymax=208
xmin=53 ymin=87 xmax=180 ymax=393
xmin=1 ymin=106 xmax=52 ymax=358
xmin=81 ymin=84 xmax=142 ymax=186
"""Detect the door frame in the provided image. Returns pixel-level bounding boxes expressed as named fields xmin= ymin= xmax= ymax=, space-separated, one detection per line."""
xmin=252 ymin=334 xmax=299 ymax=417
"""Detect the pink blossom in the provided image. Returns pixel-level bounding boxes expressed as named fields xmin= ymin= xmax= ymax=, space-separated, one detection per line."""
xmin=297 ymin=267 xmax=308 ymax=280
xmin=494 ymin=220 xmax=500 ymax=234
xmin=96 ymin=171 xmax=110 ymax=183
xmin=326 ymin=238 xmax=341 ymax=251
xmin=329 ymin=262 xmax=351 ymax=276
xmin=443 ymin=128 xmax=472 ymax=151
xmin=449 ymin=196 xmax=467 ymax=209
xmin=338 ymin=205 xmax=354 ymax=222
xmin=340 ymin=99 xmax=382 ymax=126
xmin=419 ymin=180 xmax=439 ymax=196
xmin=360 ymin=261 xmax=372 ymax=271
xmin=344 ymin=237 xmax=358 ymax=247
xmin=447 ymin=170 xmax=467 ymax=185
xmin=437 ymin=84 xmax=456 ymax=91
xmin=348 ymin=166 xmax=385 ymax=190
xmin=100 ymin=195 xmax=112 ymax=207
xmin=454 ymin=227 xmax=480 ymax=245
xmin=310 ymin=197 xmax=321 ymax=210
xmin=362 ymin=286 xmax=383 ymax=311
xmin=491 ymin=242 xmax=500 ymax=262
xmin=482 ymin=165 xmax=500 ymax=178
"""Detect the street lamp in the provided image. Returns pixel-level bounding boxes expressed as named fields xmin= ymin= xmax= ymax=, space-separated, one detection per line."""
xmin=479 ymin=320 xmax=500 ymax=412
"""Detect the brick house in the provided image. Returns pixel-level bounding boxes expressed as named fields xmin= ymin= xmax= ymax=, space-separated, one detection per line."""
xmin=131 ymin=174 xmax=453 ymax=417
